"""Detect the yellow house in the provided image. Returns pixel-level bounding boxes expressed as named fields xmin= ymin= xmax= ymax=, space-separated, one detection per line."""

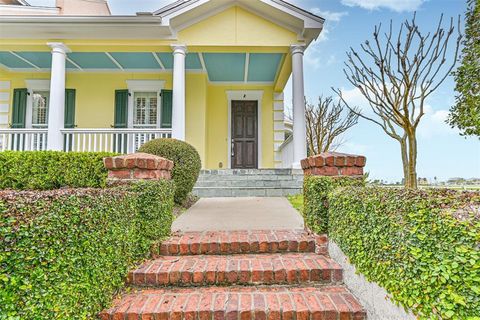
xmin=0 ymin=0 xmax=324 ymax=170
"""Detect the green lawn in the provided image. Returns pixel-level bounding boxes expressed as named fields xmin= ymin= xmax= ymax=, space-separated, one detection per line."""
xmin=287 ymin=194 xmax=303 ymax=214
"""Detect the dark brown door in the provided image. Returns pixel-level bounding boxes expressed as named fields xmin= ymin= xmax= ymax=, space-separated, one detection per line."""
xmin=231 ymin=100 xmax=258 ymax=169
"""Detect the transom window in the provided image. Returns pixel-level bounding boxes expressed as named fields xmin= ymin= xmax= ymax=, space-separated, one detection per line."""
xmin=32 ymin=91 xmax=49 ymax=128
xmin=133 ymin=92 xmax=158 ymax=127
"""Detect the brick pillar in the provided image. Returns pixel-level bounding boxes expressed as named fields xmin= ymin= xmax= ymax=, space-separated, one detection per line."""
xmin=103 ymin=153 xmax=173 ymax=184
xmin=301 ymin=152 xmax=366 ymax=177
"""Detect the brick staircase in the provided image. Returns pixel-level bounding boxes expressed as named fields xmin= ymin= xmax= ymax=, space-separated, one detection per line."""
xmin=193 ymin=169 xmax=304 ymax=197
xmin=99 ymin=230 xmax=366 ymax=319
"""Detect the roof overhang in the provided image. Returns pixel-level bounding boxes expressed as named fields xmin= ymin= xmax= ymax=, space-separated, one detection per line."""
xmin=0 ymin=15 xmax=170 ymax=39
xmin=0 ymin=0 xmax=323 ymax=43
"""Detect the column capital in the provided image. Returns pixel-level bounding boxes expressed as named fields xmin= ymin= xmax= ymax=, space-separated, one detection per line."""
xmin=47 ymin=42 xmax=71 ymax=54
xmin=290 ymin=44 xmax=306 ymax=55
xmin=171 ymin=44 xmax=187 ymax=56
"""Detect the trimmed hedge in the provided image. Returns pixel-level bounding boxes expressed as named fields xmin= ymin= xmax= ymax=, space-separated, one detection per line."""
xmin=0 ymin=180 xmax=174 ymax=319
xmin=139 ymin=138 xmax=201 ymax=204
xmin=0 ymin=151 xmax=116 ymax=190
xmin=303 ymin=175 xmax=365 ymax=233
xmin=328 ymin=187 xmax=480 ymax=319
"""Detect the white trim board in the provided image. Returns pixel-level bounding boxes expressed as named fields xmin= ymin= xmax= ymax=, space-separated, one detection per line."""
xmin=226 ymin=90 xmax=263 ymax=169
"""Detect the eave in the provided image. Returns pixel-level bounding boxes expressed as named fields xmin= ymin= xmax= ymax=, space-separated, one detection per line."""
xmin=0 ymin=15 xmax=171 ymax=40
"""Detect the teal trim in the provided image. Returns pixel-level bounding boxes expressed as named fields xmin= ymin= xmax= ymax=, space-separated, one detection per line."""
xmin=248 ymin=53 xmax=283 ymax=82
xmin=109 ymin=52 xmax=161 ymax=69
xmin=68 ymin=52 xmax=119 ymax=69
xmin=0 ymin=52 xmax=33 ymax=68
xmin=204 ymin=53 xmax=245 ymax=81
xmin=156 ymin=53 xmax=203 ymax=70
xmin=156 ymin=53 xmax=173 ymax=69
xmin=186 ymin=53 xmax=202 ymax=69
xmin=14 ymin=51 xmax=51 ymax=68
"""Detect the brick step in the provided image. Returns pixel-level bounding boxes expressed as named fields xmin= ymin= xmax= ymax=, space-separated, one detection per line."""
xmin=99 ymin=286 xmax=366 ymax=320
xmin=158 ymin=230 xmax=326 ymax=256
xmin=129 ymin=253 xmax=342 ymax=287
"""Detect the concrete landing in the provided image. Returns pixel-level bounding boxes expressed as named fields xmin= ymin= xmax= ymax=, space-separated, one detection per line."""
xmin=171 ymin=197 xmax=304 ymax=232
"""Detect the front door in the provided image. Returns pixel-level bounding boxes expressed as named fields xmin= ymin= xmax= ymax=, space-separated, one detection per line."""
xmin=231 ymin=100 xmax=258 ymax=169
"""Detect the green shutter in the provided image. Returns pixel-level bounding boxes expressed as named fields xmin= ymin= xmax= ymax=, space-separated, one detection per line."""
xmin=64 ymin=89 xmax=76 ymax=128
xmin=114 ymin=89 xmax=128 ymax=128
xmin=161 ymin=89 xmax=172 ymax=128
xmin=12 ymin=88 xmax=27 ymax=128
xmin=113 ymin=90 xmax=128 ymax=153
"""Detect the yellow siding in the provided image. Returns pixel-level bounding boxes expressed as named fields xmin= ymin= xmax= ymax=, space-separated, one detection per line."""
xmin=66 ymin=73 xmax=172 ymax=128
xmin=185 ymin=73 xmax=208 ymax=168
xmin=0 ymin=71 xmax=173 ymax=128
xmin=178 ymin=6 xmax=298 ymax=47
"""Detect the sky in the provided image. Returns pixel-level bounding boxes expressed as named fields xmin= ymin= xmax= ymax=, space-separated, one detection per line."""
xmin=29 ymin=0 xmax=480 ymax=182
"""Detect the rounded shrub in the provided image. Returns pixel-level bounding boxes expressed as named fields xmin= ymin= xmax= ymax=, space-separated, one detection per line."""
xmin=138 ymin=138 xmax=201 ymax=204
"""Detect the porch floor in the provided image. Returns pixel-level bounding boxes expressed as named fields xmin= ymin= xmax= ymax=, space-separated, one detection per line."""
xmin=171 ymin=197 xmax=304 ymax=232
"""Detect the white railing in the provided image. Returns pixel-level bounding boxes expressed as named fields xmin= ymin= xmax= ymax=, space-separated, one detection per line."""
xmin=61 ymin=128 xmax=172 ymax=153
xmin=0 ymin=128 xmax=48 ymax=151
xmin=278 ymin=135 xmax=294 ymax=168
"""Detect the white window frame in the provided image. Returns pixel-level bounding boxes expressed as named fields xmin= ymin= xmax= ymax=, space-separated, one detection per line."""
xmin=126 ymin=80 xmax=165 ymax=129
xmin=226 ymin=90 xmax=263 ymax=169
xmin=25 ymin=79 xmax=50 ymax=129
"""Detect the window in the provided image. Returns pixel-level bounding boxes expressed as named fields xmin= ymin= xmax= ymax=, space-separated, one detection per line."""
xmin=32 ymin=91 xmax=49 ymax=128
xmin=133 ymin=92 xmax=158 ymax=127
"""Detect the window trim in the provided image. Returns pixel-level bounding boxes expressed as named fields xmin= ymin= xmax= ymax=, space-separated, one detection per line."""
xmin=126 ymin=80 xmax=165 ymax=129
xmin=25 ymin=79 xmax=50 ymax=129
xmin=132 ymin=91 xmax=159 ymax=128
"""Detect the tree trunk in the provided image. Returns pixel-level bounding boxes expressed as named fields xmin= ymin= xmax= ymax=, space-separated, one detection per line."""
xmin=399 ymin=138 xmax=410 ymax=187
xmin=406 ymin=130 xmax=418 ymax=189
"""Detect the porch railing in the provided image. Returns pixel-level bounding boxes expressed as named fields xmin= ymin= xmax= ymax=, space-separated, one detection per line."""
xmin=278 ymin=135 xmax=293 ymax=168
xmin=0 ymin=128 xmax=172 ymax=153
xmin=61 ymin=128 xmax=172 ymax=153
xmin=0 ymin=129 xmax=48 ymax=151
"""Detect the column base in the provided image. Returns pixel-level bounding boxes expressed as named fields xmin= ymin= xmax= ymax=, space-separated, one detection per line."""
xmin=291 ymin=162 xmax=302 ymax=169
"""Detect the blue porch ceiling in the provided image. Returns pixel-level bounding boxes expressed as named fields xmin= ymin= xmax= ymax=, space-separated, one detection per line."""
xmin=0 ymin=51 xmax=284 ymax=83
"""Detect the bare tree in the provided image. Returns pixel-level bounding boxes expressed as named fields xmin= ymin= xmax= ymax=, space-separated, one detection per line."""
xmin=306 ymin=96 xmax=359 ymax=155
xmin=334 ymin=14 xmax=461 ymax=188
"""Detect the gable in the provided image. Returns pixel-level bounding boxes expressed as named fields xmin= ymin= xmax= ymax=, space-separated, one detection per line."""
xmin=177 ymin=6 xmax=298 ymax=46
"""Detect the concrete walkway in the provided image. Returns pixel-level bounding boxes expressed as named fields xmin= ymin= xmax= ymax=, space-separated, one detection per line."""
xmin=171 ymin=197 xmax=304 ymax=232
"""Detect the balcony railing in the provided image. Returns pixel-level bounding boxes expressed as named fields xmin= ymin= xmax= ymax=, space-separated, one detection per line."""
xmin=0 ymin=128 xmax=172 ymax=153
xmin=0 ymin=128 xmax=48 ymax=151
xmin=62 ymin=128 xmax=172 ymax=153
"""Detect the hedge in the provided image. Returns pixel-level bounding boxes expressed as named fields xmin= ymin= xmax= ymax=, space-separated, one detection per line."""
xmin=303 ymin=175 xmax=365 ymax=233
xmin=139 ymin=138 xmax=201 ymax=204
xmin=0 ymin=151 xmax=116 ymax=190
xmin=0 ymin=180 xmax=174 ymax=319
xmin=328 ymin=187 xmax=480 ymax=319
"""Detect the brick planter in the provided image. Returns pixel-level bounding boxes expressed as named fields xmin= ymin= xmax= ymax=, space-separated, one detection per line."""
xmin=301 ymin=152 xmax=366 ymax=177
xmin=103 ymin=153 xmax=173 ymax=184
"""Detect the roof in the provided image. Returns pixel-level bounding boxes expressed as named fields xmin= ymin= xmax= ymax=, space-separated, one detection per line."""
xmin=0 ymin=0 xmax=324 ymax=41
xmin=154 ymin=0 xmax=324 ymax=23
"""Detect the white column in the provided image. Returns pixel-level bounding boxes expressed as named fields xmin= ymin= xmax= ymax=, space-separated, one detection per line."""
xmin=46 ymin=42 xmax=70 ymax=150
xmin=291 ymin=44 xmax=307 ymax=168
xmin=171 ymin=44 xmax=187 ymax=140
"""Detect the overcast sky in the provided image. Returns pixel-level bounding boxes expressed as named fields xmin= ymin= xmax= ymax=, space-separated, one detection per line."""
xmin=28 ymin=0 xmax=479 ymax=182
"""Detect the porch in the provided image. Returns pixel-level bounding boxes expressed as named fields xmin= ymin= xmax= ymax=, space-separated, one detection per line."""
xmin=0 ymin=128 xmax=172 ymax=153
xmin=0 ymin=0 xmax=326 ymax=170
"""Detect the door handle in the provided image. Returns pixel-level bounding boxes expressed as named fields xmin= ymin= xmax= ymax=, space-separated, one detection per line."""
xmin=231 ymin=139 xmax=235 ymax=157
